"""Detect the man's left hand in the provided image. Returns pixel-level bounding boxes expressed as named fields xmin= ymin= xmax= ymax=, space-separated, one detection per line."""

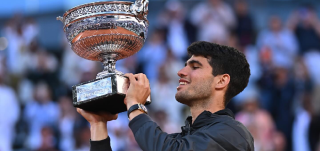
xmin=124 ymin=73 xmax=150 ymax=109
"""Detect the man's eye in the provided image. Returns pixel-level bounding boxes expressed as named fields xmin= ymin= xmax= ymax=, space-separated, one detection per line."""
xmin=192 ymin=66 xmax=200 ymax=69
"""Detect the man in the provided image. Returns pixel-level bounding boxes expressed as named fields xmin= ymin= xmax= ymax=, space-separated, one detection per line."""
xmin=77 ymin=41 xmax=254 ymax=151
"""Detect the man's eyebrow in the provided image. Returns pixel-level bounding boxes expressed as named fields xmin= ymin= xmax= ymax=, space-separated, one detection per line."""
xmin=185 ymin=60 xmax=203 ymax=66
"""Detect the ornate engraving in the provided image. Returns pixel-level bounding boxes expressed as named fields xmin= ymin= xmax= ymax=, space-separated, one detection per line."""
xmin=76 ymin=77 xmax=112 ymax=102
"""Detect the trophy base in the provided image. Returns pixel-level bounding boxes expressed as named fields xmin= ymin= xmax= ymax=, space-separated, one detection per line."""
xmin=72 ymin=74 xmax=151 ymax=114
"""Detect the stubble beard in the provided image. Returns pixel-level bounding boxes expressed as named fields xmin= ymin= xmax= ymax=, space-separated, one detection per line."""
xmin=175 ymin=78 xmax=214 ymax=107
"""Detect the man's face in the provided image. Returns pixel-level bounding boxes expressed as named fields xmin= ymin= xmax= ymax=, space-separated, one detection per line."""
xmin=175 ymin=55 xmax=215 ymax=106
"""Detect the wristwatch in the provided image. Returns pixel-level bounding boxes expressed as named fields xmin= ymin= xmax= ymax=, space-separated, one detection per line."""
xmin=127 ymin=103 xmax=148 ymax=118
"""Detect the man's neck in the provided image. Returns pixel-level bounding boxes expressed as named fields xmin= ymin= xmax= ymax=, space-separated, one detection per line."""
xmin=189 ymin=102 xmax=224 ymax=124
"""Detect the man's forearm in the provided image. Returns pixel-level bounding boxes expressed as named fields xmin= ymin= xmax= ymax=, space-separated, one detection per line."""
xmin=128 ymin=114 xmax=184 ymax=151
xmin=90 ymin=122 xmax=108 ymax=141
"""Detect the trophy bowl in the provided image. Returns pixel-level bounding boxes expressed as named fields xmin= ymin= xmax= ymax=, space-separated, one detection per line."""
xmin=57 ymin=0 xmax=150 ymax=114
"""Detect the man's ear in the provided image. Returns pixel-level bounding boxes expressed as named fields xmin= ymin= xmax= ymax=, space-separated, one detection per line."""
xmin=215 ymin=74 xmax=230 ymax=89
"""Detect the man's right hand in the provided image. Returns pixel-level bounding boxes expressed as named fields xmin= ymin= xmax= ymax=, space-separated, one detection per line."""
xmin=77 ymin=108 xmax=118 ymax=141
xmin=77 ymin=108 xmax=118 ymax=124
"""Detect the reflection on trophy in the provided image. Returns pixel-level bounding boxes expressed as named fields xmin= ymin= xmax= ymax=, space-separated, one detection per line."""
xmin=57 ymin=0 xmax=150 ymax=114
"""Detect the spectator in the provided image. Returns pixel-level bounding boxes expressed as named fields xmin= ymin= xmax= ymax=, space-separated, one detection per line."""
xmin=234 ymin=0 xmax=255 ymax=48
xmin=160 ymin=1 xmax=198 ymax=60
xmin=257 ymin=15 xmax=298 ymax=69
xmin=137 ymin=29 xmax=167 ymax=82
xmin=236 ymin=91 xmax=278 ymax=151
xmin=26 ymin=50 xmax=59 ymax=88
xmin=2 ymin=14 xmax=28 ymax=77
xmin=273 ymin=132 xmax=286 ymax=151
xmin=0 ymin=61 xmax=20 ymax=151
xmin=36 ymin=126 xmax=59 ymax=151
xmin=287 ymin=5 xmax=320 ymax=54
xmin=22 ymin=17 xmax=39 ymax=46
xmin=24 ymin=82 xmax=60 ymax=150
xmin=74 ymin=126 xmax=90 ymax=151
xmin=303 ymin=51 xmax=320 ymax=114
xmin=190 ymin=0 xmax=236 ymax=43
xmin=58 ymin=96 xmax=77 ymax=151
xmin=292 ymin=92 xmax=312 ymax=151
xmin=18 ymin=39 xmax=42 ymax=105
xmin=308 ymin=114 xmax=320 ymax=151
xmin=293 ymin=57 xmax=313 ymax=102
xmin=259 ymin=67 xmax=295 ymax=151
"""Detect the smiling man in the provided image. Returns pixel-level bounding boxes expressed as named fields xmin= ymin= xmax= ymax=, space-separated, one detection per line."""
xmin=77 ymin=41 xmax=254 ymax=151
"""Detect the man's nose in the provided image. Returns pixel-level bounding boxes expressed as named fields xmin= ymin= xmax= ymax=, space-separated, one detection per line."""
xmin=177 ymin=67 xmax=187 ymax=78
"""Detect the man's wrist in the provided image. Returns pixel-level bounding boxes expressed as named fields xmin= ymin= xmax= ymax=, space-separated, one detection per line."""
xmin=128 ymin=110 xmax=144 ymax=121
xmin=126 ymin=100 xmax=139 ymax=110
xmin=90 ymin=122 xmax=108 ymax=141
xmin=90 ymin=121 xmax=106 ymax=127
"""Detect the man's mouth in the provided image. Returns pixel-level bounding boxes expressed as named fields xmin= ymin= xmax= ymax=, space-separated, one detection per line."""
xmin=177 ymin=79 xmax=189 ymax=89
xmin=179 ymin=82 xmax=188 ymax=85
xmin=179 ymin=79 xmax=189 ymax=84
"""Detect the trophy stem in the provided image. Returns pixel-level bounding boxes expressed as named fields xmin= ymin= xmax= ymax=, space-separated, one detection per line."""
xmin=103 ymin=58 xmax=116 ymax=73
xmin=96 ymin=54 xmax=118 ymax=79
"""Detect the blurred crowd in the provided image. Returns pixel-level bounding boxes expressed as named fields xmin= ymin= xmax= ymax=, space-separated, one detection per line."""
xmin=0 ymin=0 xmax=320 ymax=151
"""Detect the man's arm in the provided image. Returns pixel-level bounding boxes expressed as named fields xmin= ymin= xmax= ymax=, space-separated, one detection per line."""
xmin=76 ymin=108 xmax=118 ymax=151
xmin=129 ymin=114 xmax=232 ymax=151
xmin=76 ymin=73 xmax=150 ymax=151
xmin=123 ymin=74 xmax=236 ymax=151
xmin=130 ymin=114 xmax=255 ymax=151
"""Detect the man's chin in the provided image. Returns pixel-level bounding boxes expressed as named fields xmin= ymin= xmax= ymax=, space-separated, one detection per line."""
xmin=175 ymin=93 xmax=190 ymax=105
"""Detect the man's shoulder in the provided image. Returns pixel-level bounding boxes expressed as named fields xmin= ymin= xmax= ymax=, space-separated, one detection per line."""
xmin=199 ymin=115 xmax=254 ymax=150
xmin=202 ymin=115 xmax=249 ymax=135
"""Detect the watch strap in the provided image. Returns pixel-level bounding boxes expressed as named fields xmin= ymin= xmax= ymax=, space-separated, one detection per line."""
xmin=127 ymin=103 xmax=148 ymax=118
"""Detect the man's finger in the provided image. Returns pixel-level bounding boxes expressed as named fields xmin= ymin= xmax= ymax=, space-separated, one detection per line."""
xmin=125 ymin=73 xmax=136 ymax=84
xmin=136 ymin=73 xmax=145 ymax=85
xmin=76 ymin=108 xmax=82 ymax=114
xmin=143 ymin=74 xmax=150 ymax=92
xmin=101 ymin=112 xmax=119 ymax=120
xmin=77 ymin=108 xmax=87 ymax=115
xmin=122 ymin=78 xmax=130 ymax=93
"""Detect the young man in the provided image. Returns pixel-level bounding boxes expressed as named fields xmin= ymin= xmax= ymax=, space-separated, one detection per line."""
xmin=77 ymin=41 xmax=254 ymax=151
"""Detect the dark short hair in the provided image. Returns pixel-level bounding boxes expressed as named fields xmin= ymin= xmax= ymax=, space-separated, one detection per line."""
xmin=187 ymin=41 xmax=250 ymax=106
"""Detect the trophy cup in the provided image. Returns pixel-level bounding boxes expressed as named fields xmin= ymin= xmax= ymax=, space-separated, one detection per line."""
xmin=57 ymin=0 xmax=150 ymax=114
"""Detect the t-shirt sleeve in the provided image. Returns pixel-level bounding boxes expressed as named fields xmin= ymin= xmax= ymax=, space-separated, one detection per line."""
xmin=90 ymin=136 xmax=112 ymax=151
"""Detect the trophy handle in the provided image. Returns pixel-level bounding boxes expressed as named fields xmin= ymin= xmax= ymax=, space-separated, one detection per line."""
xmin=56 ymin=16 xmax=64 ymax=22
xmin=133 ymin=0 xmax=149 ymax=21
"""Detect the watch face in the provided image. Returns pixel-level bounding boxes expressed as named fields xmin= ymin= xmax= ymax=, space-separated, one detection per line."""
xmin=139 ymin=104 xmax=147 ymax=112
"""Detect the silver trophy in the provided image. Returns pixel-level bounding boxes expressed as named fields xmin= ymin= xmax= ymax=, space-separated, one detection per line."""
xmin=57 ymin=0 xmax=150 ymax=114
